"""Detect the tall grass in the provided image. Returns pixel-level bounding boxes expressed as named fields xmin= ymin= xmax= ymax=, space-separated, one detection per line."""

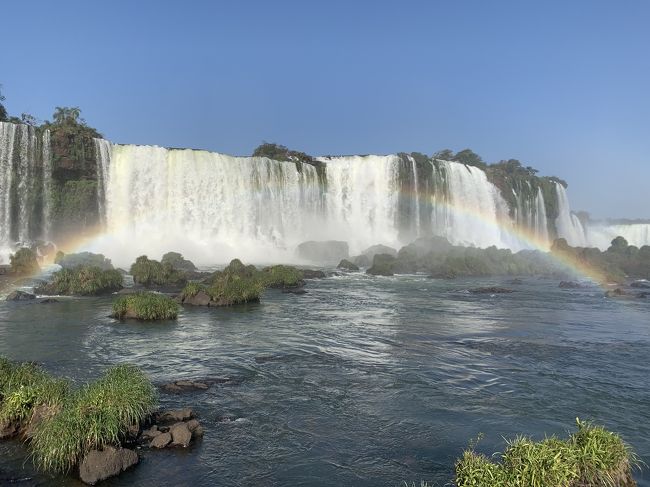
xmin=39 ymin=265 xmax=123 ymax=296
xmin=30 ymin=364 xmax=157 ymax=473
xmin=454 ymin=419 xmax=640 ymax=487
xmin=112 ymin=292 xmax=179 ymax=320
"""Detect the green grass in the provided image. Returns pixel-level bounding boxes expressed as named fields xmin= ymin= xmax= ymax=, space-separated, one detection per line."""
xmin=30 ymin=364 xmax=157 ymax=473
xmin=0 ymin=360 xmax=68 ymax=425
xmin=112 ymin=292 xmax=179 ymax=320
xmin=10 ymin=248 xmax=40 ymax=276
xmin=180 ymin=281 xmax=205 ymax=299
xmin=39 ymin=265 xmax=123 ymax=296
xmin=207 ymin=275 xmax=264 ymax=305
xmin=130 ymin=255 xmax=187 ymax=287
xmin=261 ymin=265 xmax=304 ymax=288
xmin=454 ymin=419 xmax=639 ymax=487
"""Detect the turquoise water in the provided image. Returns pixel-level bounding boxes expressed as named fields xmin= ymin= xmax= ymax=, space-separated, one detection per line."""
xmin=0 ymin=274 xmax=648 ymax=486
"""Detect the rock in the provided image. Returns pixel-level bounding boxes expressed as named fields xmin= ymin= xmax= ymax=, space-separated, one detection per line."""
xmin=141 ymin=425 xmax=161 ymax=439
xmin=366 ymin=254 xmax=396 ymax=276
xmin=192 ymin=425 xmax=204 ymax=438
xmin=631 ymin=280 xmax=650 ymax=289
xmin=161 ymin=251 xmax=197 ymax=272
xmin=5 ymin=290 xmax=35 ymax=301
xmin=79 ymin=447 xmax=138 ymax=485
xmin=468 ymin=287 xmax=515 ymax=294
xmin=158 ymin=408 xmax=194 ymax=422
xmin=24 ymin=404 xmax=59 ymax=439
xmin=508 ymin=278 xmax=524 ymax=285
xmin=559 ymin=281 xmax=585 ymax=289
xmin=170 ymin=422 xmax=192 ymax=447
xmin=0 ymin=420 xmax=19 ymax=439
xmin=182 ymin=290 xmax=212 ymax=306
xmin=282 ymin=287 xmax=307 ymax=295
xmin=40 ymin=297 xmax=59 ymax=303
xmin=337 ymin=259 xmax=359 ymax=271
xmin=150 ymin=432 xmax=172 ymax=448
xmin=301 ymin=269 xmax=326 ymax=279
xmin=161 ymin=380 xmax=210 ymax=393
xmin=361 ymin=244 xmax=397 ymax=259
xmin=185 ymin=419 xmax=200 ymax=432
xmin=296 ymin=240 xmax=349 ymax=264
xmin=350 ymin=254 xmax=371 ymax=268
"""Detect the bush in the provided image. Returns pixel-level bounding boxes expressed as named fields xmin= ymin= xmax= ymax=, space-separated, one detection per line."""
xmin=207 ymin=275 xmax=264 ymax=305
xmin=454 ymin=419 xmax=638 ymax=487
xmin=130 ymin=255 xmax=187 ymax=287
xmin=37 ymin=266 xmax=123 ymax=296
xmin=10 ymin=248 xmax=40 ymax=276
xmin=56 ymin=252 xmax=113 ymax=270
xmin=180 ymin=281 xmax=205 ymax=299
xmin=261 ymin=265 xmax=304 ymax=288
xmin=31 ymin=364 xmax=156 ymax=473
xmin=112 ymin=292 xmax=179 ymax=320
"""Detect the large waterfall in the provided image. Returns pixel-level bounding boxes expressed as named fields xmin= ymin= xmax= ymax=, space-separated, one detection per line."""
xmin=0 ymin=121 xmax=52 ymax=260
xmin=554 ymin=182 xmax=588 ymax=247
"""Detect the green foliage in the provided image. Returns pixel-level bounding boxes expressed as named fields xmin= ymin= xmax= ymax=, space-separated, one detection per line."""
xmin=207 ymin=274 xmax=265 ymax=305
xmin=0 ymin=361 xmax=68 ymax=425
xmin=31 ymin=364 xmax=157 ymax=473
xmin=9 ymin=248 xmax=40 ymax=276
xmin=454 ymin=420 xmax=638 ymax=487
xmin=51 ymin=180 xmax=99 ymax=233
xmin=129 ymin=255 xmax=187 ymax=287
xmin=39 ymin=265 xmax=123 ymax=296
xmin=56 ymin=251 xmax=113 ymax=270
xmin=180 ymin=281 xmax=205 ymax=299
xmin=252 ymin=142 xmax=313 ymax=164
xmin=0 ymin=84 xmax=7 ymax=121
xmin=261 ymin=265 xmax=304 ymax=288
xmin=111 ymin=292 xmax=179 ymax=320
xmin=161 ymin=251 xmax=197 ymax=272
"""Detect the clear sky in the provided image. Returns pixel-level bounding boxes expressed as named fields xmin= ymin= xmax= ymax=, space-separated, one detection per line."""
xmin=2 ymin=0 xmax=649 ymax=219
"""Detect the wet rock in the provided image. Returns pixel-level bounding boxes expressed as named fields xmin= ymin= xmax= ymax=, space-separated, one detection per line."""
xmin=559 ymin=281 xmax=585 ymax=289
xmin=296 ymin=240 xmax=349 ymax=264
xmin=186 ymin=419 xmax=200 ymax=432
xmin=604 ymin=288 xmax=647 ymax=299
xmin=150 ymin=432 xmax=172 ymax=448
xmin=468 ymin=287 xmax=515 ymax=294
xmin=5 ymin=290 xmax=35 ymax=301
xmin=631 ymin=280 xmax=650 ymax=289
xmin=170 ymin=422 xmax=192 ymax=447
xmin=182 ymin=290 xmax=211 ymax=306
xmin=301 ymin=269 xmax=326 ymax=279
xmin=0 ymin=420 xmax=19 ymax=439
xmin=192 ymin=425 xmax=204 ymax=438
xmin=366 ymin=254 xmax=396 ymax=276
xmin=282 ymin=287 xmax=307 ymax=295
xmin=157 ymin=408 xmax=194 ymax=423
xmin=361 ymin=244 xmax=397 ymax=259
xmin=141 ymin=425 xmax=161 ymax=439
xmin=337 ymin=259 xmax=359 ymax=271
xmin=161 ymin=380 xmax=210 ymax=393
xmin=508 ymin=278 xmax=524 ymax=285
xmin=79 ymin=447 xmax=138 ymax=485
xmin=39 ymin=297 xmax=59 ymax=304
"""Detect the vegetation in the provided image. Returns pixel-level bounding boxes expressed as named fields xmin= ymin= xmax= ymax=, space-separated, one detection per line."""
xmin=55 ymin=251 xmax=114 ymax=270
xmin=161 ymin=251 xmax=197 ymax=272
xmin=37 ymin=265 xmax=123 ymax=295
xmin=130 ymin=255 xmax=187 ymax=287
xmin=112 ymin=292 xmax=179 ymax=320
xmin=31 ymin=364 xmax=156 ymax=473
xmin=0 ymin=85 xmax=7 ymax=121
xmin=261 ymin=265 xmax=304 ymax=288
xmin=207 ymin=275 xmax=265 ymax=305
xmin=454 ymin=419 xmax=638 ymax=487
xmin=253 ymin=142 xmax=314 ymax=164
xmin=9 ymin=248 xmax=40 ymax=276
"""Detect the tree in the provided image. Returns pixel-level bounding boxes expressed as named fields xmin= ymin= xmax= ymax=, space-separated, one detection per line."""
xmin=608 ymin=236 xmax=629 ymax=253
xmin=452 ymin=149 xmax=485 ymax=168
xmin=0 ymin=84 xmax=7 ymax=122
xmin=52 ymin=106 xmax=83 ymax=125
xmin=432 ymin=149 xmax=454 ymax=160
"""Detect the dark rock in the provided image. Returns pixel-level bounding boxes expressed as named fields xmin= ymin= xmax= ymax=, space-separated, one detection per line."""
xmin=468 ymin=287 xmax=515 ymax=294
xmin=141 ymin=425 xmax=161 ymax=439
xmin=150 ymin=432 xmax=172 ymax=449
xmin=79 ymin=447 xmax=138 ymax=485
xmin=296 ymin=240 xmax=349 ymax=264
xmin=301 ymin=269 xmax=326 ymax=279
xmin=161 ymin=252 xmax=197 ymax=272
xmin=282 ymin=287 xmax=307 ymax=295
xmin=182 ymin=290 xmax=211 ymax=306
xmin=559 ymin=281 xmax=585 ymax=289
xmin=161 ymin=380 xmax=209 ymax=393
xmin=192 ymin=425 xmax=204 ymax=438
xmin=337 ymin=259 xmax=359 ymax=271
xmin=0 ymin=420 xmax=19 ymax=439
xmin=350 ymin=254 xmax=371 ymax=268
xmin=631 ymin=280 xmax=650 ymax=289
xmin=157 ymin=408 xmax=194 ymax=423
xmin=170 ymin=422 xmax=192 ymax=447
xmin=186 ymin=419 xmax=200 ymax=432
xmin=39 ymin=297 xmax=59 ymax=304
xmin=508 ymin=278 xmax=524 ymax=285
xmin=366 ymin=254 xmax=396 ymax=276
xmin=361 ymin=244 xmax=397 ymax=259
xmin=5 ymin=290 xmax=36 ymax=301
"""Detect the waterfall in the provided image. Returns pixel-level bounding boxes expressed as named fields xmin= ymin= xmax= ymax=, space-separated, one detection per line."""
xmin=41 ymin=129 xmax=52 ymax=240
xmin=430 ymin=161 xmax=518 ymax=249
xmin=534 ymin=187 xmax=549 ymax=243
xmin=317 ymin=155 xmax=401 ymax=252
xmin=94 ymin=138 xmax=111 ymax=226
xmin=585 ymin=223 xmax=650 ymax=250
xmin=409 ymin=155 xmax=421 ymax=237
xmin=555 ymin=182 xmax=587 ymax=246
xmin=95 ymin=144 xmax=324 ymax=264
xmin=0 ymin=122 xmax=16 ymax=254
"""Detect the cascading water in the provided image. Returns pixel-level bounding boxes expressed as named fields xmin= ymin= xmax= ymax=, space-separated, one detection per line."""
xmin=41 ymin=130 xmax=52 ymax=241
xmin=0 ymin=122 xmax=16 ymax=254
xmin=555 ymin=182 xmax=587 ymax=247
xmin=94 ymin=138 xmax=111 ymax=226
xmin=584 ymin=223 xmax=650 ymax=250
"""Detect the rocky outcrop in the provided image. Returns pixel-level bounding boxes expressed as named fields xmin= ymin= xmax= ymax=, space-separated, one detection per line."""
xmin=301 ymin=269 xmax=326 ymax=279
xmin=296 ymin=240 xmax=349 ymax=264
xmin=337 ymin=259 xmax=359 ymax=271
xmin=366 ymin=254 xmax=397 ymax=276
xmin=140 ymin=408 xmax=203 ymax=450
xmin=79 ymin=447 xmax=138 ymax=485
xmin=5 ymin=290 xmax=36 ymax=301
xmin=559 ymin=281 xmax=586 ymax=289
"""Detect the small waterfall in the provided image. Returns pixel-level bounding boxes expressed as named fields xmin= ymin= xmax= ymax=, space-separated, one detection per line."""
xmin=16 ymin=124 xmax=37 ymax=242
xmin=41 ymin=129 xmax=52 ymax=240
xmin=409 ymin=155 xmax=421 ymax=237
xmin=318 ymin=155 xmax=401 ymax=253
xmin=94 ymin=138 xmax=112 ymax=226
xmin=534 ymin=187 xmax=549 ymax=244
xmin=555 ymin=182 xmax=587 ymax=246
xmin=430 ymin=161 xmax=517 ymax=249
xmin=0 ymin=122 xmax=17 ymax=252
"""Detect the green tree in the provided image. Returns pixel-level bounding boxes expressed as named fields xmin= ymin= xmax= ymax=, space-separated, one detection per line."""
xmin=0 ymin=85 xmax=7 ymax=122
xmin=452 ymin=149 xmax=486 ymax=168
xmin=432 ymin=149 xmax=454 ymax=160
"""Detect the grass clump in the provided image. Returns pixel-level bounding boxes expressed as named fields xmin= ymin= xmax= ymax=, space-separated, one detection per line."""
xmin=180 ymin=281 xmax=206 ymax=299
xmin=130 ymin=255 xmax=187 ymax=287
xmin=207 ymin=275 xmax=264 ymax=305
xmin=112 ymin=292 xmax=179 ymax=320
xmin=261 ymin=265 xmax=304 ymax=288
xmin=10 ymin=248 xmax=40 ymax=276
xmin=37 ymin=265 xmax=123 ymax=295
xmin=454 ymin=419 xmax=639 ymax=487
xmin=31 ymin=364 xmax=157 ymax=473
xmin=0 ymin=360 xmax=68 ymax=425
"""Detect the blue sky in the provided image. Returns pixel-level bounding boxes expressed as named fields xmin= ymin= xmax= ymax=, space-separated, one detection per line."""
xmin=3 ymin=0 xmax=649 ymax=219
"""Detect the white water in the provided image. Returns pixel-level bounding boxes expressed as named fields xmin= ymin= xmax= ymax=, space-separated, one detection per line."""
xmin=94 ymin=138 xmax=111 ymax=226
xmin=585 ymin=223 xmax=650 ymax=250
xmin=555 ymin=182 xmax=587 ymax=246
xmin=0 ymin=122 xmax=16 ymax=257
xmin=41 ymin=130 xmax=52 ymax=241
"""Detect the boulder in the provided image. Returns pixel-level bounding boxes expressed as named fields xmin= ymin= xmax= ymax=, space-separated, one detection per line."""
xmin=468 ymin=287 xmax=515 ymax=294
xmin=150 ymin=432 xmax=172 ymax=448
xmin=296 ymin=240 xmax=349 ymax=264
xmin=161 ymin=251 xmax=197 ymax=272
xmin=158 ymin=408 xmax=194 ymax=422
xmin=631 ymin=280 xmax=650 ymax=289
xmin=361 ymin=244 xmax=397 ymax=260
xmin=182 ymin=290 xmax=212 ymax=306
xmin=337 ymin=259 xmax=359 ymax=271
xmin=79 ymin=447 xmax=138 ymax=485
xmin=141 ymin=425 xmax=161 ymax=439
xmin=5 ymin=290 xmax=35 ymax=301
xmin=282 ymin=287 xmax=307 ymax=295
xmin=350 ymin=254 xmax=372 ymax=268
xmin=366 ymin=254 xmax=396 ymax=276
xmin=559 ymin=281 xmax=585 ymax=289
xmin=161 ymin=380 xmax=210 ymax=393
xmin=40 ymin=298 xmax=59 ymax=304
xmin=0 ymin=420 xmax=19 ymax=439
xmin=170 ymin=422 xmax=192 ymax=447
xmin=301 ymin=269 xmax=326 ymax=279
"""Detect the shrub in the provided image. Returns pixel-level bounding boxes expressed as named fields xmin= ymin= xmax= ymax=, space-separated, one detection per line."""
xmin=37 ymin=266 xmax=123 ymax=295
xmin=261 ymin=265 xmax=304 ymax=288
xmin=10 ymin=248 xmax=40 ymax=276
xmin=160 ymin=251 xmax=196 ymax=272
xmin=130 ymin=255 xmax=187 ymax=287
xmin=454 ymin=419 xmax=638 ymax=487
xmin=112 ymin=292 xmax=179 ymax=320
xmin=180 ymin=281 xmax=205 ymax=299
xmin=31 ymin=364 xmax=157 ymax=473
xmin=56 ymin=252 xmax=113 ymax=270
xmin=207 ymin=275 xmax=264 ymax=305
